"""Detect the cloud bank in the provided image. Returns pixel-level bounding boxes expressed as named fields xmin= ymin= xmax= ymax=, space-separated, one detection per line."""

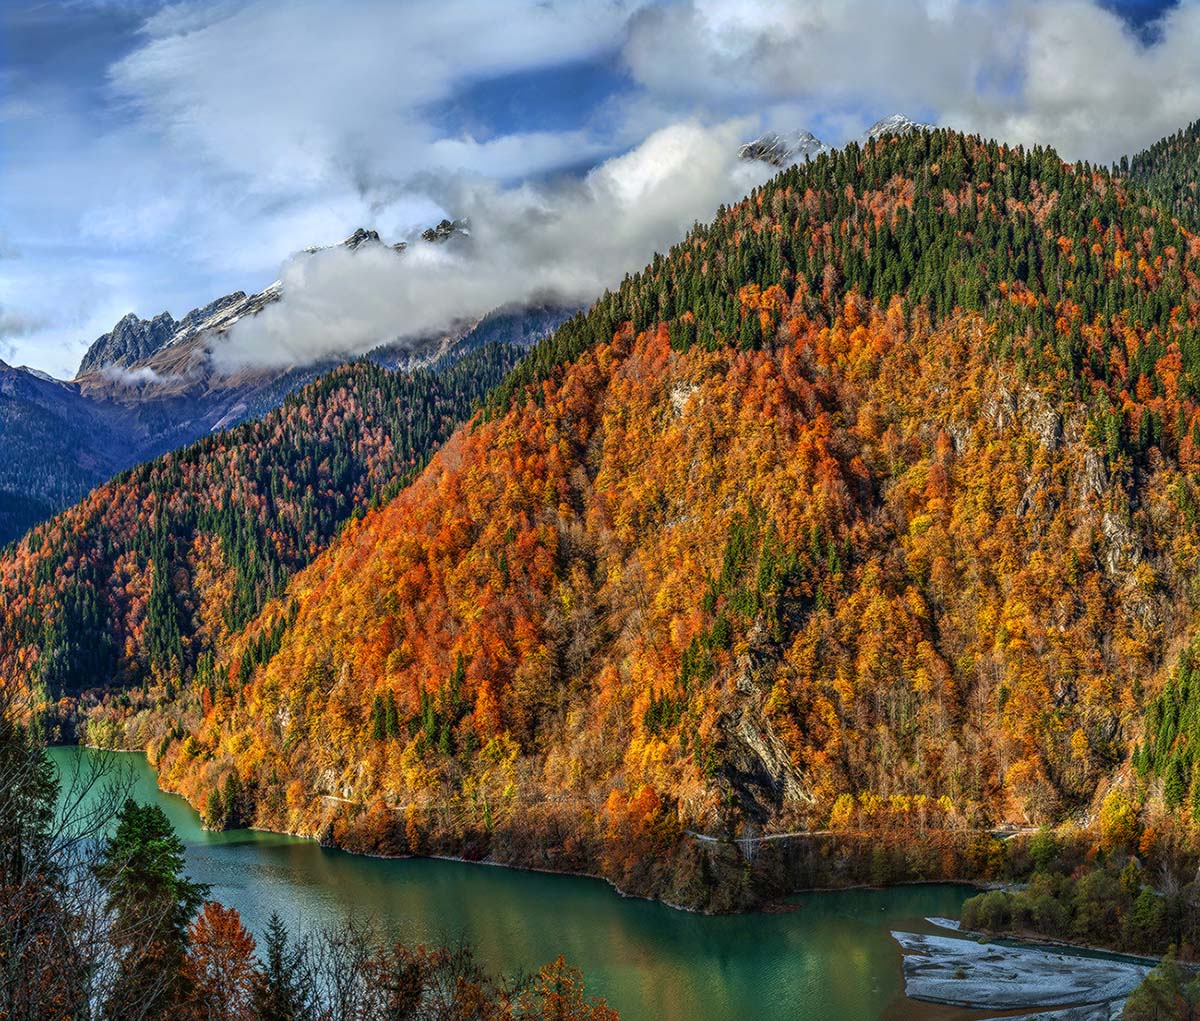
xmin=216 ymin=120 xmax=770 ymax=369
xmin=621 ymin=0 xmax=1200 ymax=164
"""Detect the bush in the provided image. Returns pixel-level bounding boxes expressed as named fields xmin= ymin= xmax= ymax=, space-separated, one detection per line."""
xmin=1029 ymin=893 xmax=1069 ymax=938
xmin=1029 ymin=826 xmax=1060 ymax=872
xmin=962 ymin=890 xmax=1012 ymax=932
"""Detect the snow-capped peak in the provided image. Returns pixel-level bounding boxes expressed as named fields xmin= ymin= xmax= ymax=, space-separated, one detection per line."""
xmin=739 ymin=114 xmax=937 ymax=170
xmin=738 ymin=129 xmax=831 ymax=168
xmin=862 ymin=114 xmax=935 ymax=139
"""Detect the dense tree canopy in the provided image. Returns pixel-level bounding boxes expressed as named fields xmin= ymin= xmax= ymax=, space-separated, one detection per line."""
xmin=0 ymin=344 xmax=521 ymax=726
xmin=137 ymin=127 xmax=1200 ymax=908
xmin=1122 ymin=116 xmax=1200 ymax=228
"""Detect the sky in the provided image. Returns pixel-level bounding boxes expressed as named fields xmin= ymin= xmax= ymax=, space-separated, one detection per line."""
xmin=0 ymin=0 xmax=1196 ymax=377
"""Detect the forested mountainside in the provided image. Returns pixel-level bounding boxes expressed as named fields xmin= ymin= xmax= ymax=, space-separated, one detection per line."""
xmin=0 ymin=343 xmax=521 ymax=727
xmin=136 ymin=127 xmax=1200 ymax=909
xmin=1123 ymin=116 xmax=1200 ymax=226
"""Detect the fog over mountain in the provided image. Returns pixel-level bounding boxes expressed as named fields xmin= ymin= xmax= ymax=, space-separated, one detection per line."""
xmin=216 ymin=120 xmax=770 ymax=370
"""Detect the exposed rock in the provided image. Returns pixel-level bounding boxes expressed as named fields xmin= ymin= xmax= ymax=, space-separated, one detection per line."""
xmin=1101 ymin=511 xmax=1141 ymax=574
xmin=669 ymin=381 xmax=699 ymax=416
xmin=984 ymin=385 xmax=1017 ymax=432
xmin=738 ymin=115 xmax=935 ymax=170
xmin=77 ymin=292 xmax=252 ymax=377
xmin=421 ymin=218 xmax=470 ymax=243
xmin=946 ymin=419 xmax=972 ymax=454
xmin=1018 ymin=388 xmax=1062 ymax=451
xmin=718 ymin=659 xmax=812 ymax=820
xmin=341 ymin=227 xmax=381 ymax=250
xmin=316 ymin=768 xmax=336 ymax=794
xmin=1016 ymin=475 xmax=1052 ymax=519
xmin=1082 ymin=449 xmax=1108 ymax=504
xmin=78 ymin=311 xmax=177 ymax=376
xmin=864 ymin=113 xmax=936 ymax=139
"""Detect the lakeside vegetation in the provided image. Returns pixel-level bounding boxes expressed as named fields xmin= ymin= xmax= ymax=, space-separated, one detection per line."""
xmin=0 ymin=697 xmax=616 ymax=1021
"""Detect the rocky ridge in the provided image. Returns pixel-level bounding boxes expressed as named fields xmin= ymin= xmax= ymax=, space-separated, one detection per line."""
xmin=739 ymin=113 xmax=937 ymax=168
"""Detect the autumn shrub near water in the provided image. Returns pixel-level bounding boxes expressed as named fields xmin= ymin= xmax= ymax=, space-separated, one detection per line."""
xmin=958 ymin=816 xmax=1200 ymax=960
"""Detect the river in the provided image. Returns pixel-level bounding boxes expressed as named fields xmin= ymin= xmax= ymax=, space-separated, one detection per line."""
xmin=51 ymin=746 xmax=976 ymax=1021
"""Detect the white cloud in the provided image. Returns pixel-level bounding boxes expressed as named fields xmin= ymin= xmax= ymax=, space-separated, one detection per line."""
xmin=960 ymin=1 xmax=1200 ymax=163
xmin=622 ymin=0 xmax=1017 ymax=118
xmin=620 ymin=0 xmax=1200 ymax=163
xmin=0 ymin=304 xmax=47 ymax=364
xmin=214 ymin=120 xmax=771 ymax=369
xmin=111 ymin=0 xmax=644 ymax=189
xmin=100 ymin=363 xmax=165 ymax=386
xmin=8 ymin=0 xmax=1200 ymax=378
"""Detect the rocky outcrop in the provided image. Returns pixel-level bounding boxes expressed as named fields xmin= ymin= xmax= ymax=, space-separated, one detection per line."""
xmin=738 ymin=114 xmax=935 ymax=170
xmin=78 ymin=311 xmax=177 ymax=376
xmin=76 ymin=292 xmax=252 ymax=378
xmin=421 ymin=218 xmax=470 ymax=243
xmin=863 ymin=114 xmax=936 ymax=139
xmin=716 ymin=658 xmax=813 ymax=823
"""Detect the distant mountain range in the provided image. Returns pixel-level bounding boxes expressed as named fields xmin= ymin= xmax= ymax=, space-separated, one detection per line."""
xmin=0 ymin=114 xmax=929 ymax=547
xmin=0 ymin=222 xmax=566 ymax=546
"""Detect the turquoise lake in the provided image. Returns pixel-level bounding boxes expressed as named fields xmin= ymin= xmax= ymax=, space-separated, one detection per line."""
xmin=51 ymin=746 xmax=977 ymax=1021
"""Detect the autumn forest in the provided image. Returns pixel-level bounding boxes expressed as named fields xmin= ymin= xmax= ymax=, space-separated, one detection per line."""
xmin=9 ymin=106 xmax=1200 ymax=1016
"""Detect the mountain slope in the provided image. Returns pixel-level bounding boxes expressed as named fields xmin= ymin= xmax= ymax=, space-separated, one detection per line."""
xmin=0 ymin=360 xmax=144 ymax=545
xmin=0 ymin=226 xmax=571 ymax=546
xmin=151 ymin=128 xmax=1200 ymax=908
xmin=1123 ymin=115 xmax=1200 ymax=227
xmin=0 ymin=342 xmax=523 ymax=725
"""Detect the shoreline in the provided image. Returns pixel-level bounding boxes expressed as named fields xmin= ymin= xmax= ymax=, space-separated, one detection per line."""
xmin=56 ymin=742 xmax=1166 ymax=1019
xmin=57 ymin=742 xmax=1169 ymax=972
xmin=90 ymin=742 xmax=986 ymax=917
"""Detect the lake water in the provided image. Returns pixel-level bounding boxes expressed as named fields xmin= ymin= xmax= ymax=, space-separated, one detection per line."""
xmin=50 ymin=746 xmax=974 ymax=1021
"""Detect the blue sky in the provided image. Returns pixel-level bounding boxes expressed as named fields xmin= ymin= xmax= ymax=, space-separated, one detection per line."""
xmin=1 ymin=0 xmax=1197 ymax=376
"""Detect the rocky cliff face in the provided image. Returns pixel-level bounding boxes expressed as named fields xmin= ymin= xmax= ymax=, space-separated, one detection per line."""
xmin=77 ymin=312 xmax=176 ymax=376
xmin=76 ymin=293 xmax=256 ymax=377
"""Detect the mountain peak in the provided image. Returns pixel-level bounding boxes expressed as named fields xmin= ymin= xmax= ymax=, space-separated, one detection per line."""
xmin=77 ymin=309 xmax=179 ymax=377
xmin=737 ymin=129 xmax=831 ymax=168
xmin=863 ymin=113 xmax=935 ymax=139
xmin=738 ymin=115 xmax=935 ymax=170
xmin=421 ymin=218 xmax=470 ymax=243
xmin=341 ymin=227 xmax=382 ymax=250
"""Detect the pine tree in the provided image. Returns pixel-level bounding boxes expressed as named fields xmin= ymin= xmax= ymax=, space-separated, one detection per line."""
xmin=252 ymin=912 xmax=309 ymax=1021
xmin=94 ymin=800 xmax=209 ymax=1020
